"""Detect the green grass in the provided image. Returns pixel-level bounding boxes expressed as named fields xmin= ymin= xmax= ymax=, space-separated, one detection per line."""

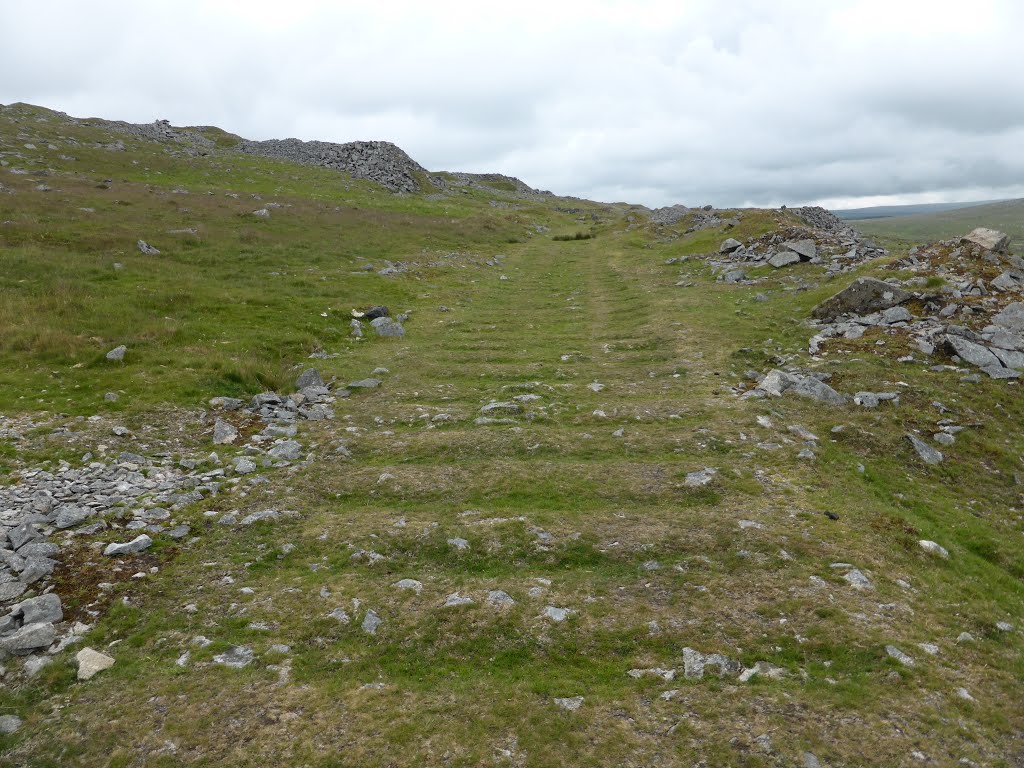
xmin=0 ymin=102 xmax=1022 ymax=767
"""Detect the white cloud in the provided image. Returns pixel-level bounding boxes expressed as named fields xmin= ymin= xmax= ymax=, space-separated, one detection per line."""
xmin=2 ymin=0 xmax=1023 ymax=208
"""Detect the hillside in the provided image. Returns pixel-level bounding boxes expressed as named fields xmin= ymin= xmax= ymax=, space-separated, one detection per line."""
xmin=834 ymin=200 xmax=1006 ymax=221
xmin=856 ymin=198 xmax=1024 ymax=244
xmin=1 ymin=102 xmax=1023 ymax=767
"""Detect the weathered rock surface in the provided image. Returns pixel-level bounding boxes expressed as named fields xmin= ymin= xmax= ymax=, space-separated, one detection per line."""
xmin=812 ymin=278 xmax=913 ymax=322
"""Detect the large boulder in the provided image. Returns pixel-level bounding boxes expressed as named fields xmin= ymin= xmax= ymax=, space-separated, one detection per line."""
xmin=811 ymin=278 xmax=913 ymax=321
xmin=944 ymin=335 xmax=1001 ymax=369
xmin=757 ymin=370 xmax=847 ymax=405
xmin=784 ymin=239 xmax=817 ymax=260
xmin=768 ymin=251 xmax=801 ymax=268
xmin=719 ymin=238 xmax=743 ymax=254
xmin=962 ymin=227 xmax=1010 ymax=253
xmin=992 ymin=302 xmax=1024 ymax=333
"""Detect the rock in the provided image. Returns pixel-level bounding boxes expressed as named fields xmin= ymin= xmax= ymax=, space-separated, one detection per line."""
xmin=881 ymin=306 xmax=912 ymax=324
xmin=392 ymin=579 xmax=423 ymax=594
xmin=252 ymin=208 xmax=270 ymax=218
xmin=0 ymin=715 xmax=21 ymax=735
xmin=961 ymin=227 xmax=1010 ymax=253
xmin=684 ymin=468 xmax=717 ymax=487
xmin=682 ymin=647 xmax=741 ymax=679
xmin=240 ymin=510 xmax=279 ymax=525
xmin=486 ymin=590 xmax=515 ymax=607
xmin=721 ymin=269 xmax=746 ymax=284
xmin=268 ymin=440 xmax=301 ymax=461
xmin=213 ymin=645 xmax=253 ymax=668
xmin=137 ymin=240 xmax=160 ymax=255
xmin=944 ymin=335 xmax=1001 ymax=369
xmin=480 ymin=401 xmax=521 ymax=416
xmin=447 ymin=537 xmax=470 ymax=550
xmin=933 ymin=432 xmax=955 ymax=446
xmin=719 ymin=238 xmax=743 ymax=253
xmin=350 ymin=319 xmax=364 ymax=338
xmin=105 ymin=345 xmax=127 ymax=362
xmin=757 ymin=370 xmax=847 ymax=405
xmin=11 ymin=594 xmax=62 ymax=625
xmin=543 ymin=606 xmax=570 ymax=622
xmin=75 ymin=647 xmax=115 ymax=680
xmin=54 ymin=504 xmax=93 ymax=529
xmin=295 ymin=369 xmax=324 ymax=390
xmin=362 ymin=609 xmax=382 ymax=634
xmin=885 ymin=645 xmax=915 ymax=666
xmin=23 ymin=656 xmax=50 ymax=677
xmin=907 ymin=434 xmax=943 ymax=465
xmin=919 ymin=540 xmax=949 ymax=559
xmin=348 ymin=378 xmax=381 ymax=389
xmin=103 ymin=534 xmax=153 ymax=556
xmin=842 ymin=568 xmax=873 ymax=590
xmin=553 ymin=696 xmax=583 ymax=711
xmin=0 ymin=583 xmax=27 ymax=602
xmin=768 ymin=251 xmax=801 ymax=268
xmin=233 ymin=457 xmax=257 ymax=475
xmin=0 ymin=622 xmax=55 ymax=655
xmin=443 ymin=592 xmax=474 ymax=607
xmin=784 ymin=239 xmax=817 ymax=259
xmin=212 ymin=418 xmax=239 ymax=445
xmin=803 ymin=753 xmax=821 ymax=768
xmin=991 ymin=271 xmax=1019 ymax=291
xmin=992 ymin=302 xmax=1024 ymax=333
xmin=209 ymin=396 xmax=244 ymax=410
xmin=370 ymin=317 xmax=405 ymax=337
xmin=811 ymin=278 xmax=913 ymax=322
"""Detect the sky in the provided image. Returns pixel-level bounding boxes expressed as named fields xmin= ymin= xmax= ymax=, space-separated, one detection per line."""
xmin=2 ymin=0 xmax=1023 ymax=209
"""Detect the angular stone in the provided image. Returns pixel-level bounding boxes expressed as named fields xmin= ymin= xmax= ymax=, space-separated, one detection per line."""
xmin=295 ymin=369 xmax=324 ymax=390
xmin=885 ymin=645 xmax=915 ymax=666
xmin=137 ymin=239 xmax=160 ymax=255
xmin=719 ymin=237 xmax=742 ymax=253
xmin=812 ymin=278 xmax=913 ymax=322
xmin=268 ymin=440 xmax=301 ymax=461
xmin=392 ymin=579 xmax=423 ymax=594
xmin=919 ymin=540 xmax=949 ymax=559
xmin=768 ymin=251 xmax=800 ymax=268
xmin=370 ymin=317 xmax=404 ymax=337
xmin=53 ymin=504 xmax=92 ymax=529
xmin=213 ymin=645 xmax=253 ymax=668
xmin=907 ymin=434 xmax=943 ymax=465
xmin=240 ymin=510 xmax=279 ymax=525
xmin=486 ymin=590 xmax=515 ymax=607
xmin=103 ymin=534 xmax=152 ymax=556
xmin=784 ymin=239 xmax=817 ymax=259
xmin=553 ymin=696 xmax=583 ymax=711
xmin=212 ymin=418 xmax=238 ymax=445
xmin=8 ymin=522 xmax=40 ymax=550
xmin=348 ymin=378 xmax=381 ymax=389
xmin=962 ymin=227 xmax=1009 ymax=253
xmin=944 ymin=335 xmax=1001 ymax=369
xmin=0 ymin=715 xmax=21 ymax=735
xmin=105 ymin=345 xmax=127 ymax=362
xmin=12 ymin=594 xmax=62 ymax=625
xmin=480 ymin=401 xmax=521 ymax=415
xmin=0 ymin=622 xmax=55 ymax=655
xmin=992 ymin=302 xmax=1024 ymax=333
xmin=76 ymin=647 xmax=115 ymax=680
xmin=362 ymin=609 xmax=382 ymax=634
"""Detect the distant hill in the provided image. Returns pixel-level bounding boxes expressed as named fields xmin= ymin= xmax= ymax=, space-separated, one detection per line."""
xmin=853 ymin=198 xmax=1024 ymax=246
xmin=834 ymin=199 xmax=1007 ymax=221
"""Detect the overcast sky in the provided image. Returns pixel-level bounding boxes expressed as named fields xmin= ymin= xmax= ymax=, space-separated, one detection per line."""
xmin=2 ymin=0 xmax=1023 ymax=209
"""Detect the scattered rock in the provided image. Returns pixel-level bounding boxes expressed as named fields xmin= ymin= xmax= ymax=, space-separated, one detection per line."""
xmin=137 ymin=240 xmax=160 ymax=255
xmin=105 ymin=345 xmax=127 ymax=362
xmin=103 ymin=534 xmax=153 ymax=556
xmin=812 ymin=278 xmax=912 ymax=322
xmin=919 ymin=540 xmax=949 ymax=559
xmin=75 ymin=647 xmax=115 ymax=680
xmin=907 ymin=434 xmax=943 ymax=465
xmin=553 ymin=696 xmax=583 ymax=711
xmin=961 ymin=227 xmax=1009 ymax=253
xmin=212 ymin=418 xmax=238 ymax=445
xmin=0 ymin=715 xmax=22 ymax=735
xmin=885 ymin=645 xmax=915 ymax=666
xmin=213 ymin=645 xmax=253 ymax=668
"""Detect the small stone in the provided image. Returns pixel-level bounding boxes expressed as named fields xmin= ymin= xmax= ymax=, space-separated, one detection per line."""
xmin=0 ymin=715 xmax=22 ymax=735
xmin=543 ymin=606 xmax=570 ymax=622
xmin=919 ymin=540 xmax=949 ymax=559
xmin=842 ymin=568 xmax=873 ymax=590
xmin=907 ymin=434 xmax=943 ymax=465
xmin=103 ymin=534 xmax=152 ymax=556
xmin=956 ymin=632 xmax=975 ymax=643
xmin=268 ymin=440 xmax=302 ymax=461
xmin=447 ymin=537 xmax=470 ymax=550
xmin=105 ymin=345 xmax=127 ymax=362
xmin=392 ymin=579 xmax=423 ymax=594
xmin=486 ymin=590 xmax=515 ymax=607
xmin=684 ymin=467 xmax=717 ymax=487
xmin=362 ymin=609 xmax=382 ymax=634
xmin=295 ymin=368 xmax=324 ymax=390
xmin=233 ymin=457 xmax=257 ymax=475
xmin=212 ymin=418 xmax=238 ymax=445
xmin=137 ymin=240 xmax=160 ymax=255
xmin=443 ymin=592 xmax=474 ymax=607
xmin=213 ymin=645 xmax=253 ymax=668
xmin=955 ymin=687 xmax=976 ymax=702
xmin=885 ymin=645 xmax=915 ymax=666
xmin=553 ymin=696 xmax=583 ymax=711
xmin=75 ymin=647 xmax=115 ymax=680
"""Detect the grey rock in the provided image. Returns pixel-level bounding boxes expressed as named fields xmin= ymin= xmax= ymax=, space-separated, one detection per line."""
xmin=842 ymin=568 xmax=873 ymax=590
xmin=553 ymin=696 xmax=584 ymax=711
xmin=768 ymin=251 xmax=800 ymax=268
xmin=881 ymin=306 xmax=912 ymax=324
xmin=295 ymin=369 xmax=324 ymax=390
xmin=682 ymin=647 xmax=741 ymax=679
xmin=392 ymin=578 xmax=423 ymax=593
xmin=53 ymin=504 xmax=92 ymax=529
xmin=240 ymin=510 xmax=279 ymax=526
xmin=370 ymin=317 xmax=405 ymax=338
xmin=486 ymin=590 xmax=515 ymax=607
xmin=784 ymin=239 xmax=817 ymax=259
xmin=8 ymin=523 xmax=39 ymax=551
xmin=719 ymin=237 xmax=743 ymax=253
xmin=350 ymin=319 xmax=363 ymax=338
xmin=447 ymin=537 xmax=470 ymax=550
xmin=992 ymin=346 xmax=1024 ymax=370
xmin=812 ymin=278 xmax=913 ymax=321
xmin=992 ymin=302 xmax=1024 ymax=333
xmin=348 ymin=378 xmax=381 ymax=389
xmin=944 ymin=335 xmax=1001 ymax=368
xmin=480 ymin=401 xmax=521 ymax=416
xmin=11 ymin=594 xmax=62 ymax=625
xmin=543 ymin=606 xmax=570 ymax=622
xmin=362 ymin=609 xmax=382 ymax=634
xmin=933 ymin=432 xmax=955 ymax=446
xmin=137 ymin=240 xmax=160 ymax=255
xmin=0 ymin=582 xmax=27 ymax=602
xmin=684 ymin=467 xmax=717 ymax=487
xmin=721 ymin=268 xmax=746 ymax=283
xmin=103 ymin=534 xmax=152 ymax=556
xmin=907 ymin=434 xmax=943 ymax=465
xmin=0 ymin=715 xmax=21 ymax=734
xmin=0 ymin=622 xmax=55 ymax=655
xmin=233 ymin=457 xmax=257 ymax=475
xmin=758 ymin=369 xmax=847 ymax=405
xmin=213 ymin=645 xmax=253 ymax=668
xmin=919 ymin=540 xmax=949 ymax=559
xmin=961 ymin=227 xmax=1009 ymax=253
xmin=991 ymin=271 xmax=1019 ymax=291
xmin=885 ymin=645 xmax=915 ymax=666
xmin=105 ymin=345 xmax=127 ymax=362
xmin=443 ymin=592 xmax=474 ymax=607
xmin=268 ymin=440 xmax=301 ymax=461
xmin=212 ymin=418 xmax=238 ymax=445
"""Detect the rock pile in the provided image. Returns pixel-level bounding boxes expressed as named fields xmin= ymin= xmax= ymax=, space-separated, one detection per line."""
xmin=710 ymin=225 xmax=885 ymax=277
xmin=237 ymin=138 xmax=426 ymax=193
xmin=809 ymin=229 xmax=1024 ymax=379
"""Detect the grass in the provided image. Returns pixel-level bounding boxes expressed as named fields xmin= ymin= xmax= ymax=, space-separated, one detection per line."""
xmin=0 ymin=102 xmax=1022 ymax=766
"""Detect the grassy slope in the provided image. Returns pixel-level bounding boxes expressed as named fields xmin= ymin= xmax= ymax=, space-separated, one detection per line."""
xmin=1 ymin=105 xmax=1023 ymax=767
xmin=856 ymin=198 xmax=1024 ymax=245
